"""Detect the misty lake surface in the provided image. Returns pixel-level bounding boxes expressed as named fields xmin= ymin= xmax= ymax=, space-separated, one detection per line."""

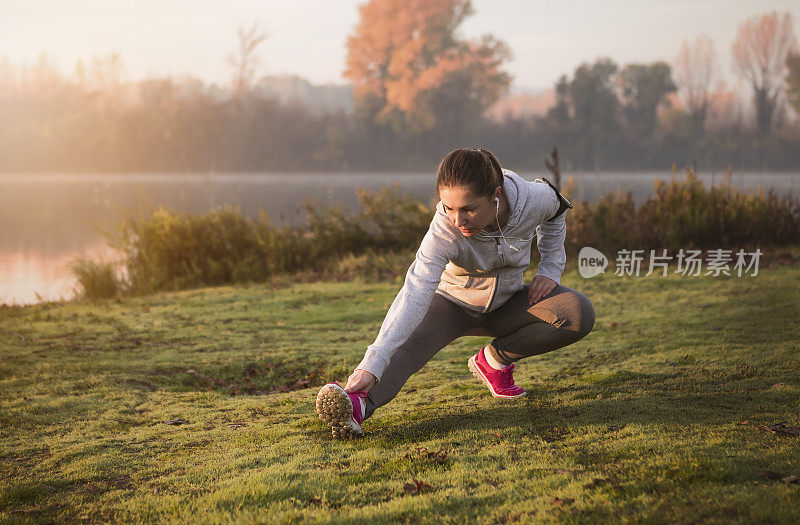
xmin=2 ymin=171 xmax=798 ymax=304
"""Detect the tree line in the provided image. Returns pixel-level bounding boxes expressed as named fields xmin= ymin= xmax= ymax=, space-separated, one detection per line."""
xmin=1 ymin=1 xmax=799 ymax=173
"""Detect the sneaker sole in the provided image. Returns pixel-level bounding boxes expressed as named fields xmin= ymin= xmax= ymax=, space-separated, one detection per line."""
xmin=315 ymin=383 xmax=364 ymax=439
xmin=468 ymin=355 xmax=527 ymax=399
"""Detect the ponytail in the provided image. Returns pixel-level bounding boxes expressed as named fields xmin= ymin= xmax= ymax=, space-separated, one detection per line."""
xmin=436 ymin=147 xmax=504 ymax=198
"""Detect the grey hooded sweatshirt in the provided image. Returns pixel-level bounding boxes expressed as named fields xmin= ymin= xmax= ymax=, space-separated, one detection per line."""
xmin=356 ymin=169 xmax=567 ymax=380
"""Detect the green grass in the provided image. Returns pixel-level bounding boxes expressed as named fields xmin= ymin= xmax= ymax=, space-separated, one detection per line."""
xmin=2 ymin=262 xmax=799 ymax=523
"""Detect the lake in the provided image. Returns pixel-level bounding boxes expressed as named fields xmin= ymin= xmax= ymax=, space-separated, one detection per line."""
xmin=1 ymin=170 xmax=797 ymax=304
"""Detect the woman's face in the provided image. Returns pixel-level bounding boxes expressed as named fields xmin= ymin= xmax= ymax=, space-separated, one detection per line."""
xmin=438 ymin=184 xmax=500 ymax=237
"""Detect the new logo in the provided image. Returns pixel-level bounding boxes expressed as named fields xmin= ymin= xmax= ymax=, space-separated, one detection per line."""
xmin=578 ymin=247 xmax=608 ymax=278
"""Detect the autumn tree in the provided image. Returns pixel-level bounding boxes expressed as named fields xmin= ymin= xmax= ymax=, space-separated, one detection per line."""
xmin=344 ymin=0 xmax=510 ymax=140
xmin=786 ymin=51 xmax=800 ymax=116
xmin=74 ymin=53 xmax=127 ymax=93
xmin=568 ymin=59 xmax=620 ymax=169
xmin=673 ymin=35 xmax=718 ymax=134
xmin=228 ymin=22 xmax=268 ymax=96
xmin=547 ymin=76 xmax=571 ymax=126
xmin=619 ymin=61 xmax=676 ymax=137
xmin=732 ymin=11 xmax=798 ymax=136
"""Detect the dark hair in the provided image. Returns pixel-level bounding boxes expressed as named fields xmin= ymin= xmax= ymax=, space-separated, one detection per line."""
xmin=436 ymin=147 xmax=504 ymax=198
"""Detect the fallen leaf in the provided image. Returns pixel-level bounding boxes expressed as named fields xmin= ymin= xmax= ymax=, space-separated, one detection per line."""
xmin=433 ymin=449 xmax=449 ymax=463
xmin=227 ymin=423 xmax=246 ymax=429
xmin=186 ymin=369 xmax=229 ymax=388
xmin=551 ymin=497 xmax=575 ymax=505
xmin=163 ymin=419 xmax=189 ymax=426
xmin=554 ymin=468 xmax=574 ymax=475
xmin=760 ymin=423 xmax=800 ymax=436
xmin=403 ymin=478 xmax=433 ymax=495
xmin=609 ymin=322 xmax=617 ymax=330
xmin=584 ymin=478 xmax=606 ymax=489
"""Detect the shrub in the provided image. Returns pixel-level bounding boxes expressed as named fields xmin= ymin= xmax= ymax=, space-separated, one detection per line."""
xmin=71 ymin=260 xmax=124 ymax=299
xmin=564 ymin=169 xmax=800 ymax=255
xmin=74 ymin=175 xmax=800 ymax=298
xmin=108 ymin=207 xmax=303 ymax=294
xmin=92 ymin=186 xmax=431 ymax=295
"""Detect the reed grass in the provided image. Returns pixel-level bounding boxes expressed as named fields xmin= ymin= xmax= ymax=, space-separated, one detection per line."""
xmin=70 ymin=260 xmax=124 ymax=300
xmin=72 ymin=170 xmax=800 ymax=299
xmin=564 ymin=168 xmax=800 ymax=255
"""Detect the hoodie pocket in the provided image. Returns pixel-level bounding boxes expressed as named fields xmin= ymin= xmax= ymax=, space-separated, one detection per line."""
xmin=452 ymin=275 xmax=486 ymax=289
xmin=440 ymin=271 xmax=475 ymax=289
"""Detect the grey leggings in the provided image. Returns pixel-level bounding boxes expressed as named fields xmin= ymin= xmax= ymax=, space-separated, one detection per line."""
xmin=364 ymin=284 xmax=595 ymax=419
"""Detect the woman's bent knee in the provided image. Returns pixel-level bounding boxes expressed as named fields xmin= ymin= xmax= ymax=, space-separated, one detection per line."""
xmin=547 ymin=289 xmax=594 ymax=336
xmin=578 ymin=292 xmax=595 ymax=337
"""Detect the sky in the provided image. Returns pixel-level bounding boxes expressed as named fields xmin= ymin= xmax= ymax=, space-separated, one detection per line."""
xmin=2 ymin=0 xmax=799 ymax=91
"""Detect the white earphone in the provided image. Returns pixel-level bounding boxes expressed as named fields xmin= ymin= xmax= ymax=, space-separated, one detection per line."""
xmin=478 ymin=192 xmax=533 ymax=252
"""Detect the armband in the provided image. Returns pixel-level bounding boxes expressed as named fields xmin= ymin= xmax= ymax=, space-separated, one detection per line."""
xmin=535 ymin=177 xmax=573 ymax=221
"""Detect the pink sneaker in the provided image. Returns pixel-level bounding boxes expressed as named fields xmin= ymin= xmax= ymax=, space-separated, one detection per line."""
xmin=468 ymin=347 xmax=526 ymax=399
xmin=315 ymin=383 xmax=367 ymax=439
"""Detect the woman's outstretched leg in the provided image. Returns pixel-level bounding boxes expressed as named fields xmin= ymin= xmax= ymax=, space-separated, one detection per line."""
xmin=363 ymin=293 xmax=473 ymax=419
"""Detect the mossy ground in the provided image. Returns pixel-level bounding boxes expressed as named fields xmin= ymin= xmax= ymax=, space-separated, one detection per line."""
xmin=1 ymin=261 xmax=799 ymax=523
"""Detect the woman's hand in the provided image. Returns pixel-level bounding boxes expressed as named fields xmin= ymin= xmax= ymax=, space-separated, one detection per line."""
xmin=344 ymin=369 xmax=377 ymax=393
xmin=528 ymin=275 xmax=557 ymax=305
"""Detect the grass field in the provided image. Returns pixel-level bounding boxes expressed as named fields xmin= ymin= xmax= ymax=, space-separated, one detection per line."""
xmin=1 ymin=261 xmax=799 ymax=523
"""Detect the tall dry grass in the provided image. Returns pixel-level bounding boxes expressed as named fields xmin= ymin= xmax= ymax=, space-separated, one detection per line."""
xmin=74 ymin=187 xmax=431 ymax=298
xmin=73 ymin=172 xmax=800 ymax=299
xmin=563 ymin=168 xmax=800 ymax=255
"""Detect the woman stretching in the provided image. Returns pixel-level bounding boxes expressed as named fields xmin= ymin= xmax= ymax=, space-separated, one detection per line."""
xmin=315 ymin=147 xmax=595 ymax=439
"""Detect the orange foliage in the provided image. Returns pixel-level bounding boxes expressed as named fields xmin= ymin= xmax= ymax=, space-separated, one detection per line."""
xmin=731 ymin=11 xmax=797 ymax=133
xmin=705 ymin=82 xmax=745 ymax=131
xmin=673 ymin=34 xmax=717 ymax=130
xmin=344 ymin=0 xmax=509 ymax=130
xmin=732 ymin=11 xmax=797 ymax=88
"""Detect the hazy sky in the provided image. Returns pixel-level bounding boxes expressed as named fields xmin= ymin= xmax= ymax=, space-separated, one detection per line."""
xmin=2 ymin=0 xmax=799 ymax=91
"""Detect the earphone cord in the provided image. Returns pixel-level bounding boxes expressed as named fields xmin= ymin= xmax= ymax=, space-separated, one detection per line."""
xmin=495 ymin=197 xmax=516 ymax=250
xmin=476 ymin=197 xmax=536 ymax=252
